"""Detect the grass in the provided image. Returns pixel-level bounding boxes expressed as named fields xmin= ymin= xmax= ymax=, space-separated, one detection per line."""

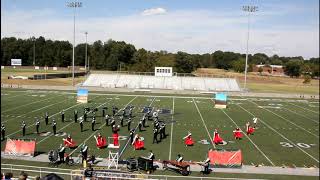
xmin=1 ymin=88 xmax=319 ymax=178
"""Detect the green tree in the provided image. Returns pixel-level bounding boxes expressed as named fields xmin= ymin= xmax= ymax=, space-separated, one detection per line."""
xmin=284 ymin=60 xmax=303 ymax=77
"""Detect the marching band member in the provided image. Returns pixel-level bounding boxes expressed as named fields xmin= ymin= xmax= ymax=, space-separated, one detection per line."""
xmin=176 ymin=154 xmax=184 ymax=163
xmin=21 ymin=121 xmax=26 ymax=136
xmin=110 ymin=118 xmax=116 ymax=128
xmin=45 ymin=112 xmax=49 ymax=125
xmin=74 ymin=110 xmax=78 ymax=123
xmin=61 ymin=110 xmax=65 ymax=123
xmin=138 ymin=120 xmax=143 ymax=132
xmin=253 ymin=117 xmax=258 ymax=128
xmin=52 ymin=119 xmax=57 ymax=135
xmin=79 ymin=117 xmax=84 ymax=132
xmin=35 ymin=119 xmax=40 ymax=134
xmin=213 ymin=129 xmax=223 ymax=144
xmin=112 ymin=131 xmax=119 ymax=146
xmin=91 ymin=117 xmax=96 ymax=131
xmin=105 ymin=114 xmax=110 ymax=126
xmin=80 ymin=143 xmax=88 ymax=164
xmin=153 ymin=128 xmax=158 ymax=144
xmin=95 ymin=133 xmax=106 ymax=148
xmin=132 ymin=134 xmax=144 ymax=150
xmin=127 ymin=118 xmax=132 ymax=131
xmin=120 ymin=116 xmax=124 ymax=127
xmin=102 ymin=107 xmax=107 ymax=118
xmin=246 ymin=122 xmax=255 ymax=135
xmin=129 ymin=129 xmax=135 ymax=144
xmin=233 ymin=127 xmax=243 ymax=140
xmin=147 ymin=109 xmax=152 ymax=120
xmin=152 ymin=111 xmax=159 ymax=120
xmin=63 ymin=134 xmax=76 ymax=148
xmin=202 ymin=158 xmax=211 ymax=174
xmin=183 ymin=132 xmax=194 ymax=146
xmin=58 ymin=144 xmax=66 ymax=163
xmin=1 ymin=124 xmax=5 ymax=141
xmin=147 ymin=150 xmax=155 ymax=168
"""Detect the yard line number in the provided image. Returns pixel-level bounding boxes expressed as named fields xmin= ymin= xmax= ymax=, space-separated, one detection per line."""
xmin=280 ymin=142 xmax=316 ymax=149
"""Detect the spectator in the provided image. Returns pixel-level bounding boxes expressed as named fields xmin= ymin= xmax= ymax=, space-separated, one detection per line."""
xmin=19 ymin=171 xmax=28 ymax=180
xmin=4 ymin=172 xmax=13 ymax=180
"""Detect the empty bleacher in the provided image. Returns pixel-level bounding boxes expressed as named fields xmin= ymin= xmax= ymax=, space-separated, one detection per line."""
xmin=82 ymin=74 xmax=241 ymax=92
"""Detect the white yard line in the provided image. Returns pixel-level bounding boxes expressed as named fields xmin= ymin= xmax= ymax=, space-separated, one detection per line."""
xmin=192 ymin=98 xmax=215 ymax=149
xmin=248 ymin=100 xmax=319 ymax=138
xmin=283 ymin=107 xmax=319 ymax=124
xmin=2 ymin=99 xmax=69 ymax=123
xmin=118 ymin=97 xmax=156 ymax=158
xmin=6 ymin=96 xmax=100 ymax=137
xmin=287 ymin=102 xmax=319 ymax=114
xmin=70 ymin=96 xmax=138 ymax=155
xmin=2 ymin=94 xmax=63 ymax=113
xmin=169 ymin=97 xmax=174 ymax=160
xmin=1 ymin=92 xmax=28 ymax=100
xmin=237 ymin=103 xmax=319 ymax=163
xmin=221 ymin=109 xmax=275 ymax=166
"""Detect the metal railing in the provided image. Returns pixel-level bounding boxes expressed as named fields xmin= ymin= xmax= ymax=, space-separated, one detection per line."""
xmin=1 ymin=164 xmax=256 ymax=180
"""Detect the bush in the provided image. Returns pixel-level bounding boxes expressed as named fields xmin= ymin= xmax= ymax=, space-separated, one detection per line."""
xmin=303 ymin=75 xmax=311 ymax=84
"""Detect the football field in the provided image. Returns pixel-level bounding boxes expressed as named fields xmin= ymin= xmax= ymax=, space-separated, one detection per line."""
xmin=1 ymin=88 xmax=319 ymax=169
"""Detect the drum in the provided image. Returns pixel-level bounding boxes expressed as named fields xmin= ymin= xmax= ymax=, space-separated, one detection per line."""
xmin=138 ymin=157 xmax=153 ymax=171
xmin=48 ymin=150 xmax=58 ymax=162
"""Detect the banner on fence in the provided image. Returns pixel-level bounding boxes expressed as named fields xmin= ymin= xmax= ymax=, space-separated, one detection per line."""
xmin=208 ymin=149 xmax=242 ymax=168
xmin=4 ymin=138 xmax=36 ymax=157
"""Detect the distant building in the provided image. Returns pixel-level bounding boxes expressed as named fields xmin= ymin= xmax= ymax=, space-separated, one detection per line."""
xmin=252 ymin=64 xmax=284 ymax=76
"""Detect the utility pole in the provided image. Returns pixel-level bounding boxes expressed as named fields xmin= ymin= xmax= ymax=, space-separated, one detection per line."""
xmin=242 ymin=5 xmax=258 ymax=90
xmin=32 ymin=37 xmax=36 ymax=66
xmin=67 ymin=1 xmax=82 ymax=86
xmin=85 ymin=32 xmax=88 ymax=73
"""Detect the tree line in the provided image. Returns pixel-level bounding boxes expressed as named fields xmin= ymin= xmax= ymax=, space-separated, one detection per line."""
xmin=1 ymin=36 xmax=319 ymax=78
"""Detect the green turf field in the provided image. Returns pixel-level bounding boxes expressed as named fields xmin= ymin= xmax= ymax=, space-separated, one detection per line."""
xmin=1 ymin=89 xmax=319 ymax=174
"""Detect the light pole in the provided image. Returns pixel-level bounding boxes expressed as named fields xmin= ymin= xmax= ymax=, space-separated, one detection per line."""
xmin=67 ymin=1 xmax=82 ymax=86
xmin=84 ymin=32 xmax=88 ymax=73
xmin=242 ymin=5 xmax=258 ymax=90
xmin=31 ymin=37 xmax=36 ymax=66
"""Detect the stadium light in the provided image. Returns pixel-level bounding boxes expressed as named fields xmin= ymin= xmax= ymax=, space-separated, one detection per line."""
xmin=67 ymin=1 xmax=82 ymax=86
xmin=84 ymin=32 xmax=88 ymax=73
xmin=31 ymin=36 xmax=36 ymax=66
xmin=242 ymin=5 xmax=258 ymax=91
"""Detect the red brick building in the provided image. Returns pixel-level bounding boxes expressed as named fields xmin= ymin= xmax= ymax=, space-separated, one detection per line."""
xmin=252 ymin=64 xmax=284 ymax=76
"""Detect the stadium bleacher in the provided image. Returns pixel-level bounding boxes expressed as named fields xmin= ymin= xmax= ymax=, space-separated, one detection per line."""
xmin=82 ymin=74 xmax=241 ymax=91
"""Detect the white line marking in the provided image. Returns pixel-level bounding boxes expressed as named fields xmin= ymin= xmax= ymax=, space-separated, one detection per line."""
xmin=37 ymin=96 xmax=119 ymax=144
xmin=69 ymin=96 xmax=137 ymax=155
xmin=1 ymin=93 xmax=27 ymax=100
xmin=237 ymin=103 xmax=319 ymax=163
xmin=2 ymin=99 xmax=69 ymax=123
xmin=192 ymin=98 xmax=215 ymax=149
xmin=248 ymin=100 xmax=319 ymax=138
xmin=169 ymin=97 xmax=174 ymax=160
xmin=283 ymin=107 xmax=319 ymax=124
xmin=288 ymin=102 xmax=319 ymax=114
xmin=2 ymin=94 xmax=63 ymax=113
xmin=221 ymin=109 xmax=275 ymax=166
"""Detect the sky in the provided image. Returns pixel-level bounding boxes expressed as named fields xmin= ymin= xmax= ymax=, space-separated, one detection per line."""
xmin=1 ymin=0 xmax=319 ymax=59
